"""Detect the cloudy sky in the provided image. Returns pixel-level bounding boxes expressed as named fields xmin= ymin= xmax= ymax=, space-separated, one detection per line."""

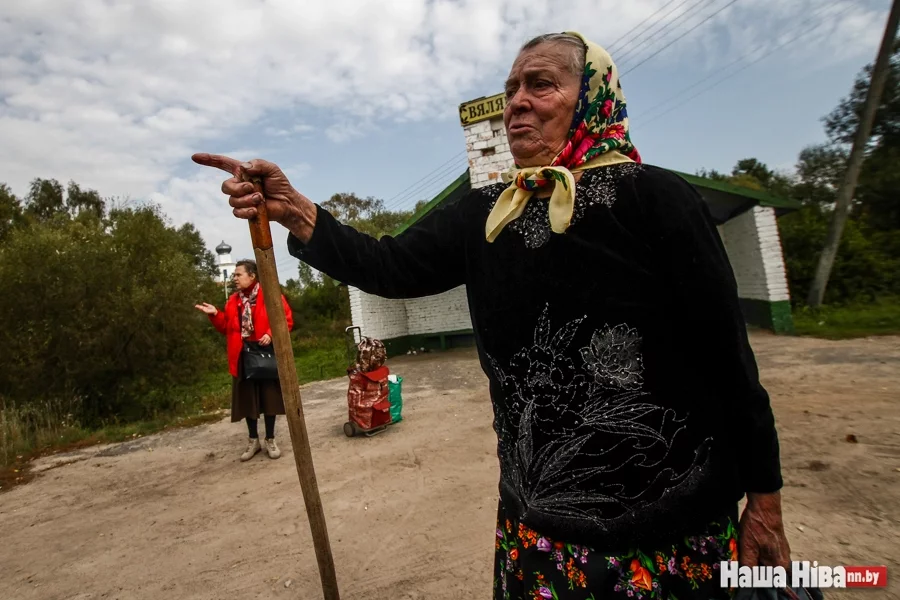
xmin=0 ymin=0 xmax=891 ymax=284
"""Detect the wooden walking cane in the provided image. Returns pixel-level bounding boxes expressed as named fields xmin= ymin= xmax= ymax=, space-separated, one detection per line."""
xmin=240 ymin=171 xmax=341 ymax=600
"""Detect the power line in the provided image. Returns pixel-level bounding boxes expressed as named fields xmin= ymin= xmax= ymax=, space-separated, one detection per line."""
xmin=381 ymin=150 xmax=466 ymax=208
xmin=638 ymin=0 xmax=854 ymax=127
xmin=380 ymin=154 xmax=467 ymax=213
xmin=383 ymin=163 xmax=467 ymax=213
xmin=614 ymin=0 xmax=717 ymax=65
xmin=383 ymin=156 xmax=469 ymax=212
xmin=621 ymin=0 xmax=742 ymax=76
xmin=637 ymin=0 xmax=846 ymax=121
xmin=276 ymin=264 xmax=298 ymax=280
xmin=607 ymin=0 xmax=689 ymax=53
xmin=639 ymin=0 xmax=850 ymax=123
xmin=407 ymin=163 xmax=470 ymax=204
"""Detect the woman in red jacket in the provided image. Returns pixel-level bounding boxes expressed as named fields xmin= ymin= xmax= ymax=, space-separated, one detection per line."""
xmin=195 ymin=259 xmax=294 ymax=461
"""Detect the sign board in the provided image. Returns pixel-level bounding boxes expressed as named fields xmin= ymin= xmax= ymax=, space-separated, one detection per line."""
xmin=459 ymin=92 xmax=505 ymax=126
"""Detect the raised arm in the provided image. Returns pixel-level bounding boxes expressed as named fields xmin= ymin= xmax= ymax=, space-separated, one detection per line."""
xmin=192 ymin=153 xmax=467 ymax=299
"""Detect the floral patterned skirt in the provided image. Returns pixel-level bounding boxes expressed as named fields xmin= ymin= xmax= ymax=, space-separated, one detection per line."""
xmin=493 ymin=501 xmax=739 ymax=600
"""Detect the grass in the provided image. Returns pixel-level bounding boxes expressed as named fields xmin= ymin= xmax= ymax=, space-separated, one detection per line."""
xmin=294 ymin=335 xmax=353 ymax=383
xmin=792 ymin=297 xmax=900 ymax=339
xmin=0 ymin=334 xmax=351 ymax=490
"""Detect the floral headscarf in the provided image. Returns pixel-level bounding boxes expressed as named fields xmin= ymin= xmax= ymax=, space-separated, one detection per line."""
xmin=486 ymin=31 xmax=641 ymax=242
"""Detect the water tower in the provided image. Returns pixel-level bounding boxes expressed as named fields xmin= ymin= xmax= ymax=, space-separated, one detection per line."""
xmin=215 ymin=240 xmax=237 ymax=301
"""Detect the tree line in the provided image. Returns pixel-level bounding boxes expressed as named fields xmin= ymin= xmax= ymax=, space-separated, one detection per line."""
xmin=0 ymin=181 xmax=223 ymax=428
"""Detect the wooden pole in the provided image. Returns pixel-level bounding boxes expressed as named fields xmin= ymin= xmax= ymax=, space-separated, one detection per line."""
xmin=241 ymin=172 xmax=341 ymax=600
xmin=807 ymin=0 xmax=900 ymax=307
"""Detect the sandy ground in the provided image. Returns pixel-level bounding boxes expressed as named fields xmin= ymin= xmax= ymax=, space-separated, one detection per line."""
xmin=0 ymin=332 xmax=898 ymax=600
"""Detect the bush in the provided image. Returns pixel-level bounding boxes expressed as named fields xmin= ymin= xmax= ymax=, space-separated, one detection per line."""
xmin=0 ymin=205 xmax=223 ymax=427
xmin=778 ymin=205 xmax=900 ymax=305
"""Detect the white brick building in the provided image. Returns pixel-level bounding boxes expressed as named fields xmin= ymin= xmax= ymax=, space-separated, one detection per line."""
xmin=345 ymin=97 xmax=798 ymax=355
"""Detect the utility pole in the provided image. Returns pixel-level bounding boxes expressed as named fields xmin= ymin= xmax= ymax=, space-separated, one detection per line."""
xmin=807 ymin=0 xmax=900 ymax=307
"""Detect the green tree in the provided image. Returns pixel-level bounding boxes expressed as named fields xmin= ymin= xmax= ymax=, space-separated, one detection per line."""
xmin=174 ymin=222 xmax=219 ymax=277
xmin=822 ymin=40 xmax=900 ymax=231
xmin=696 ymin=168 xmax=728 ymax=181
xmin=24 ymin=178 xmax=66 ymax=221
xmin=698 ymin=155 xmax=899 ymax=305
xmin=777 ymin=204 xmax=891 ymax=303
xmin=20 ymin=178 xmax=110 ymax=224
xmin=824 ymin=40 xmax=900 ymax=147
xmin=65 ymin=181 xmax=105 ymax=219
xmin=0 ymin=198 xmax=221 ymax=426
xmin=0 ymin=184 xmax=24 ymax=241
xmin=321 ymin=192 xmax=414 ymax=238
xmin=792 ymin=144 xmax=847 ymax=205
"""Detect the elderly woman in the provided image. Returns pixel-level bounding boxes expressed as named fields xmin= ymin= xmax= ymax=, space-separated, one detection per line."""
xmin=196 ymin=259 xmax=294 ymax=462
xmin=195 ymin=31 xmax=791 ymax=599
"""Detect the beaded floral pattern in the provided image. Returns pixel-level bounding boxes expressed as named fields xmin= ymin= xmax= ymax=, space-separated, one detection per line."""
xmin=485 ymin=303 xmax=703 ymax=525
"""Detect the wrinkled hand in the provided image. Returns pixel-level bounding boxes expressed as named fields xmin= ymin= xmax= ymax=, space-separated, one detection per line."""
xmin=191 ymin=153 xmax=317 ymax=239
xmin=739 ymin=492 xmax=791 ymax=569
xmin=194 ymin=303 xmax=218 ymax=316
xmin=258 ymin=334 xmax=272 ymax=346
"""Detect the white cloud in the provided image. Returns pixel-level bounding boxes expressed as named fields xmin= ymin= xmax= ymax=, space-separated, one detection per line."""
xmin=263 ymin=123 xmax=315 ymax=137
xmin=0 ymin=0 xmax=887 ymax=273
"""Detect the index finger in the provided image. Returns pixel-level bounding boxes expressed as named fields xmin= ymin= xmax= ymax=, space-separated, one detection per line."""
xmin=192 ymin=153 xmax=243 ymax=176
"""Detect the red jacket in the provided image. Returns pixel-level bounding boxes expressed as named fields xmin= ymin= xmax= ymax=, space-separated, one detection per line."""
xmin=209 ymin=284 xmax=294 ymax=377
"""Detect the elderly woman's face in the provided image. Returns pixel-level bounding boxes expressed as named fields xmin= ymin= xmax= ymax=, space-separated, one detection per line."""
xmin=503 ymin=43 xmax=581 ymax=167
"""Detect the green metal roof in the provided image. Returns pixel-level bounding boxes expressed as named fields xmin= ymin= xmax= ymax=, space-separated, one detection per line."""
xmin=392 ymin=167 xmax=801 ymax=235
xmin=671 ymin=171 xmax=802 ymax=210
xmin=391 ymin=170 xmax=471 ymax=236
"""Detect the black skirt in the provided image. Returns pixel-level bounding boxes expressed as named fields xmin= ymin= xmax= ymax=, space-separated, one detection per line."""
xmin=230 ymin=353 xmax=286 ymax=422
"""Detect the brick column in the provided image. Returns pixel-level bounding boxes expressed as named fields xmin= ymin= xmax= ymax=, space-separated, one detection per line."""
xmin=464 ymin=117 xmax=514 ymax=189
xmin=719 ymin=206 xmax=794 ymax=333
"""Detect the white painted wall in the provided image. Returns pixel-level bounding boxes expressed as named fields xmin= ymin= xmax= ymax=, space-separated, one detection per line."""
xmin=406 ymin=286 xmax=472 ymax=335
xmin=720 ymin=206 xmax=791 ymax=303
xmin=348 ymin=289 xmax=408 ymax=341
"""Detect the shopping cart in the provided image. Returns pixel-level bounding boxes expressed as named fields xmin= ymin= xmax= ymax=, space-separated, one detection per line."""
xmin=342 ymin=326 xmax=403 ymax=437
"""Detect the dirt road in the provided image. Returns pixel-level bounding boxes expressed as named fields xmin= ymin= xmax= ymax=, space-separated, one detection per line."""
xmin=1 ymin=332 xmax=898 ymax=599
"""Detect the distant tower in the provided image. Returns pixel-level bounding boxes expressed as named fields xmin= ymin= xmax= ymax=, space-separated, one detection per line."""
xmin=215 ymin=240 xmax=237 ymax=301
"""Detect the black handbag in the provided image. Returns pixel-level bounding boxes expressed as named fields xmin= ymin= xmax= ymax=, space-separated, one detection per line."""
xmin=241 ymin=341 xmax=279 ymax=380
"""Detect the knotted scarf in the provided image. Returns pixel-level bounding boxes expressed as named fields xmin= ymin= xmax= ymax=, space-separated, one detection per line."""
xmin=239 ymin=283 xmax=259 ymax=339
xmin=486 ymin=31 xmax=641 ymax=242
